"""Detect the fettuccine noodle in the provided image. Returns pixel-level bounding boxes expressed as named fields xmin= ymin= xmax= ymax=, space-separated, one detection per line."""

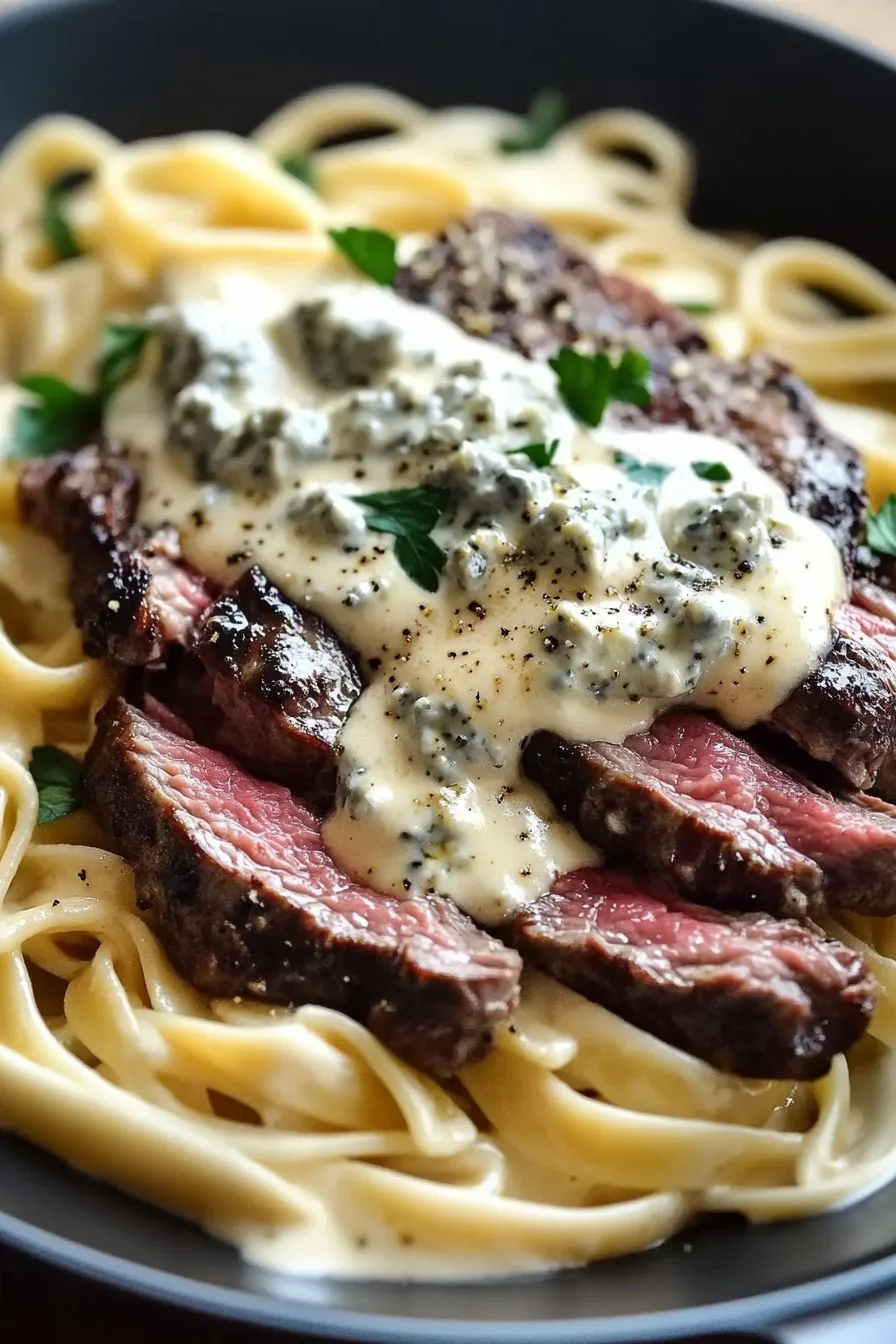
xmin=1 ymin=86 xmax=896 ymax=1278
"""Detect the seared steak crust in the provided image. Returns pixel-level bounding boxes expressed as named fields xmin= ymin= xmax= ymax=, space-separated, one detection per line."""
xmin=525 ymin=714 xmax=896 ymax=917
xmin=18 ymin=445 xmax=213 ymax=667
xmin=514 ymin=868 xmax=875 ymax=1081
xmin=85 ymin=699 xmax=521 ymax=1075
xmin=397 ymin=211 xmax=866 ymax=570
xmin=167 ymin=567 xmax=362 ymax=808
xmin=771 ymin=613 xmax=896 ymax=791
xmin=523 ymin=725 xmax=823 ymax=921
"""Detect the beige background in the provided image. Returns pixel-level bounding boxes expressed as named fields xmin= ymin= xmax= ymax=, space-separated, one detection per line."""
xmin=0 ymin=0 xmax=893 ymax=51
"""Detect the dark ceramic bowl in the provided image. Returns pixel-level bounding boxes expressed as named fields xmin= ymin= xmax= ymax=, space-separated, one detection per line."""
xmin=1 ymin=1 xmax=896 ymax=1339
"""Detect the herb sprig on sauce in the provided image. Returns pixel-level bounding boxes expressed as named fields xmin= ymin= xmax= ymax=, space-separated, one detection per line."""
xmin=692 ymin=461 xmax=733 ymax=483
xmin=614 ymin=451 xmax=672 ymax=488
xmin=355 ymin=484 xmax=450 ymax=592
xmin=10 ymin=321 xmax=149 ymax=459
xmin=329 ymin=227 xmax=397 ymax=286
xmin=507 ymin=440 xmax=560 ymax=469
xmin=29 ymin=745 xmax=83 ymax=824
xmin=549 ymin=347 xmax=651 ymax=427
xmin=498 ymin=90 xmax=567 ymax=154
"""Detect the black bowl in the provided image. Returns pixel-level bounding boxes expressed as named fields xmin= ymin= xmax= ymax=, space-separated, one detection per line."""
xmin=2 ymin=1 xmax=896 ymax=1339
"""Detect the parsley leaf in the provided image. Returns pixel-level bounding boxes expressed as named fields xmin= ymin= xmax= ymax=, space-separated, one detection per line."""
xmin=29 ymin=745 xmax=83 ymax=824
xmin=41 ymin=181 xmax=83 ymax=262
xmin=614 ymin=451 xmax=672 ymax=488
xmin=10 ymin=376 xmax=98 ymax=458
xmin=507 ymin=440 xmax=560 ymax=469
xmin=281 ymin=154 xmax=316 ymax=190
xmin=99 ymin=322 xmax=150 ymax=402
xmin=867 ymin=496 xmax=896 ymax=558
xmin=549 ymin=347 xmax=651 ymax=427
xmin=329 ymin=227 xmax=397 ymax=286
xmin=11 ymin=319 xmax=148 ymax=458
xmin=692 ymin=461 xmax=733 ymax=483
xmin=678 ymin=301 xmax=717 ymax=316
xmin=499 ymin=90 xmax=567 ymax=154
xmin=355 ymin=484 xmax=449 ymax=592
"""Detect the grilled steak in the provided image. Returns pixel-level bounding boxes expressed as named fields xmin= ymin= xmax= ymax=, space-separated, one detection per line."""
xmin=159 ymin=567 xmax=362 ymax=808
xmin=18 ymin=445 xmax=213 ymax=667
xmin=85 ymin=699 xmax=521 ymax=1075
xmin=514 ymin=867 xmax=875 ymax=1080
xmin=524 ymin=713 xmax=896 ymax=917
xmin=770 ymin=610 xmax=896 ymax=791
xmin=397 ymin=210 xmax=866 ymax=570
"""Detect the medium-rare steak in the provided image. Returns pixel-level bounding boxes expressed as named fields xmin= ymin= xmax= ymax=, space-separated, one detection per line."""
xmin=397 ymin=210 xmax=866 ymax=570
xmin=514 ymin=867 xmax=874 ymax=1080
xmin=524 ymin=713 xmax=896 ymax=917
xmin=18 ymin=445 xmax=213 ymax=667
xmin=770 ymin=610 xmax=896 ymax=791
xmin=160 ymin=566 xmax=362 ymax=808
xmin=85 ymin=699 xmax=521 ymax=1075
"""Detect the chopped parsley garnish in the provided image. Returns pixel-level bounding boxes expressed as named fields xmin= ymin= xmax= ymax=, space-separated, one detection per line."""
xmin=678 ymin=301 xmax=717 ymax=316
xmin=328 ymin=226 xmax=397 ymax=286
xmin=29 ymin=745 xmax=83 ymax=824
xmin=355 ymin=484 xmax=450 ymax=592
xmin=614 ymin=451 xmax=672 ymax=488
xmin=549 ymin=347 xmax=651 ymax=427
xmin=281 ymin=154 xmax=316 ymax=191
xmin=10 ymin=320 xmax=149 ymax=458
xmin=499 ymin=90 xmax=566 ymax=154
xmin=692 ymin=461 xmax=733 ymax=483
xmin=866 ymin=495 xmax=896 ymax=558
xmin=41 ymin=180 xmax=83 ymax=262
xmin=507 ymin=439 xmax=560 ymax=469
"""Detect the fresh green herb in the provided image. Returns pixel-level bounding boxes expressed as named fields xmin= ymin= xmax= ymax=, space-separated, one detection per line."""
xmin=507 ymin=439 xmax=560 ymax=469
xmin=11 ymin=375 xmax=98 ymax=458
xmin=678 ymin=301 xmax=717 ymax=316
xmin=692 ymin=461 xmax=733 ymax=483
xmin=355 ymin=484 xmax=449 ymax=592
xmin=10 ymin=319 xmax=149 ymax=458
xmin=866 ymin=495 xmax=896 ymax=558
xmin=498 ymin=90 xmax=567 ymax=154
xmin=281 ymin=154 xmax=316 ymax=191
xmin=41 ymin=181 xmax=83 ymax=262
xmin=328 ymin=226 xmax=397 ymax=286
xmin=548 ymin=347 xmax=651 ymax=427
xmin=614 ymin=451 xmax=673 ymax=488
xmin=98 ymin=322 xmax=150 ymax=402
xmin=29 ymin=745 xmax=83 ymax=824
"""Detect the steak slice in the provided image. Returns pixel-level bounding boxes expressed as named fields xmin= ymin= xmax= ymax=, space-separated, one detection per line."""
xmin=18 ymin=445 xmax=214 ymax=667
xmin=514 ymin=867 xmax=874 ymax=1081
xmin=397 ymin=210 xmax=865 ymax=569
xmin=524 ymin=713 xmax=896 ymax=917
xmin=85 ymin=699 xmax=521 ymax=1075
xmin=158 ymin=566 xmax=362 ymax=809
xmin=769 ymin=610 xmax=896 ymax=791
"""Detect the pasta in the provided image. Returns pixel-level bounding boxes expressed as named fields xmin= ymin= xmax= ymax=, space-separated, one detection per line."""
xmin=1 ymin=85 xmax=896 ymax=1279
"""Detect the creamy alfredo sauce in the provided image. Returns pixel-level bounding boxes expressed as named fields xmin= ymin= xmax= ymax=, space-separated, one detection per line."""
xmin=105 ymin=261 xmax=846 ymax=923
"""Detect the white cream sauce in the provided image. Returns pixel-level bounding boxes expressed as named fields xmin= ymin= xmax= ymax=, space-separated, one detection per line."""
xmin=106 ymin=263 xmax=846 ymax=924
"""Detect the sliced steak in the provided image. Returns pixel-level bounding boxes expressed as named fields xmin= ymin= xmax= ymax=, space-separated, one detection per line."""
xmin=397 ymin=210 xmax=865 ymax=569
xmin=18 ymin=445 xmax=214 ymax=667
xmin=524 ymin=713 xmax=896 ymax=916
xmin=162 ymin=566 xmax=362 ymax=809
xmin=514 ymin=867 xmax=874 ymax=1080
xmin=85 ymin=699 xmax=521 ymax=1075
xmin=769 ymin=611 xmax=896 ymax=791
